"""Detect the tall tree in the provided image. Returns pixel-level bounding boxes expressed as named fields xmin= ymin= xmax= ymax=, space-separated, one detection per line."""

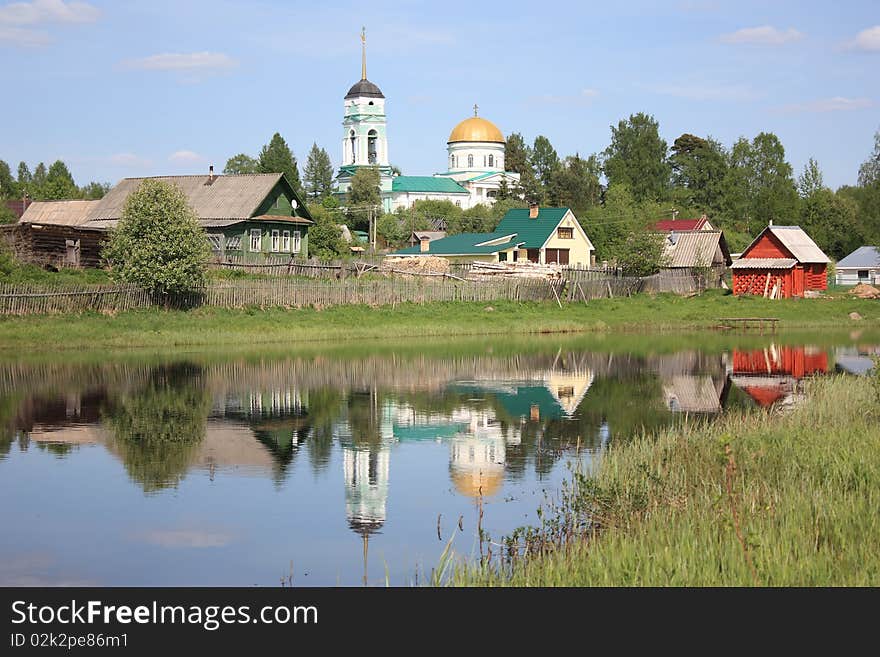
xmin=548 ymin=154 xmax=601 ymax=211
xmin=223 ymin=153 xmax=260 ymax=175
xmin=797 ymin=158 xmax=825 ymax=199
xmin=799 ymin=188 xmax=862 ymax=260
xmin=347 ymin=166 xmax=381 ymax=228
xmin=749 ymin=132 xmax=798 ymax=226
xmin=43 ymin=160 xmax=78 ymax=199
xmin=303 ymin=143 xmax=334 ymax=200
xmin=602 ymin=112 xmax=671 ymax=203
xmin=259 ymin=133 xmax=303 ymax=197
xmin=0 ymin=160 xmax=15 ymax=199
xmin=670 ymin=134 xmax=728 ymax=214
xmin=504 ymin=132 xmax=533 ymax=176
xmin=81 ymin=181 xmax=111 ymax=199
xmin=31 ymin=162 xmax=47 ymax=199
xmin=530 ymin=135 xmax=560 ymax=190
xmin=858 ymin=127 xmax=880 ymax=187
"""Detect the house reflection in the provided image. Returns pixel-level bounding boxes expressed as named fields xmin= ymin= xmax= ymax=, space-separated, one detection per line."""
xmin=729 ymin=345 xmax=830 ymax=408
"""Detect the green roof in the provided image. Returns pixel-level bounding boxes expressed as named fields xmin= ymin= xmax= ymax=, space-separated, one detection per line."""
xmin=493 ymin=207 xmax=570 ymax=248
xmin=394 ymin=232 xmax=521 ymax=256
xmin=450 ymin=383 xmax=567 ymax=422
xmin=392 ymin=176 xmax=469 ymax=194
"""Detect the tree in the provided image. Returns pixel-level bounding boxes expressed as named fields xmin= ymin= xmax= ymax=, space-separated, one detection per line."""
xmin=102 ymin=179 xmax=210 ymax=296
xmin=31 ymin=162 xmax=47 ymax=199
xmin=670 ymin=134 xmax=728 ymax=213
xmin=17 ymin=162 xmax=31 ymax=191
xmin=307 ymin=201 xmax=348 ymax=259
xmin=303 ymin=143 xmax=334 ymax=200
xmin=223 ymin=153 xmax=260 ymax=175
xmin=0 ymin=160 xmax=16 ymax=199
xmin=614 ymin=229 xmax=666 ymax=277
xmin=504 ymin=132 xmax=532 ymax=176
xmin=797 ymin=158 xmax=825 ymax=199
xmin=858 ymin=127 xmax=880 ymax=187
xmin=346 ymin=166 xmax=381 ymax=228
xmin=602 ymin=113 xmax=671 ymax=203
xmin=0 ymin=203 xmax=16 ymax=225
xmin=259 ymin=133 xmax=303 ymax=197
xmin=799 ymin=188 xmax=862 ymax=260
xmin=583 ymin=183 xmax=641 ymax=262
xmin=548 ymin=154 xmax=601 ymax=211
xmin=80 ymin=181 xmax=111 ymax=200
xmin=530 ymin=135 xmax=560 ymax=190
xmin=42 ymin=160 xmax=78 ymax=200
xmin=750 ymin=132 xmax=798 ymax=226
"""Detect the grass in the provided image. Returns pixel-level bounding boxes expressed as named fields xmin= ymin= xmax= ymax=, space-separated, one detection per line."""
xmin=451 ymin=374 xmax=880 ymax=586
xmin=0 ymin=290 xmax=878 ymax=352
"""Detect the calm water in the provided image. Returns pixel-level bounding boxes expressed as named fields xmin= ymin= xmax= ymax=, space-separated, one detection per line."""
xmin=1 ymin=334 xmax=877 ymax=586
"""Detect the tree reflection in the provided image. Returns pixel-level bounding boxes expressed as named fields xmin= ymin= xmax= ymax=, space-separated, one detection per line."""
xmin=103 ymin=363 xmax=210 ymax=492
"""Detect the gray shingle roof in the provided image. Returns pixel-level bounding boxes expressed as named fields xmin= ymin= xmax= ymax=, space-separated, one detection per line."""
xmin=730 ymin=258 xmax=797 ymax=269
xmin=836 ymin=246 xmax=880 ymax=269
xmin=742 ymin=225 xmax=830 ymax=264
xmin=87 ymin=174 xmax=288 ymax=223
xmin=661 ymin=230 xmax=731 ymax=267
xmin=18 ymin=200 xmax=101 ymax=227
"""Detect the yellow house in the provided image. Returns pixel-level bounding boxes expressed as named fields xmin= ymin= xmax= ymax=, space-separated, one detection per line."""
xmin=393 ymin=205 xmax=595 ymax=267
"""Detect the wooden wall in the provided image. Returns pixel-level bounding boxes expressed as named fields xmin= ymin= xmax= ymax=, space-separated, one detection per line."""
xmin=15 ymin=225 xmax=106 ymax=269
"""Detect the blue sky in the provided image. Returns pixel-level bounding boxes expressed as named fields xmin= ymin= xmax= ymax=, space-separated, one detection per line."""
xmin=1 ymin=0 xmax=878 ymax=190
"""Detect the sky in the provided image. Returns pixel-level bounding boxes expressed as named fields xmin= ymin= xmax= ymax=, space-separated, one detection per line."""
xmin=1 ymin=0 xmax=878 ymax=190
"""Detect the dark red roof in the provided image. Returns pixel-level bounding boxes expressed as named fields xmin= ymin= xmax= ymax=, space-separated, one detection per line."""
xmin=653 ymin=217 xmax=708 ymax=232
xmin=5 ymin=199 xmax=32 ymax=220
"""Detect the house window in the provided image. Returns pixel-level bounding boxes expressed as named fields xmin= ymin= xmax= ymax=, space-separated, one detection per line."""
xmin=557 ymin=227 xmax=574 ymax=240
xmin=282 ymin=230 xmax=291 ymax=252
xmin=498 ymin=251 xmax=508 ymax=262
xmin=250 ymin=229 xmax=262 ymax=252
xmin=292 ymin=230 xmax=301 ymax=254
xmin=226 ymin=235 xmax=242 ymax=251
xmin=206 ymin=233 xmax=223 ymax=253
xmin=467 ymin=154 xmax=474 ymax=168
xmin=512 ymin=250 xmax=518 ymax=262
xmin=271 ymin=230 xmax=280 ymax=252
xmin=545 ymin=248 xmax=570 ymax=265
xmin=488 ymin=154 xmax=494 ymax=167
xmin=487 ymin=190 xmax=497 ymax=198
xmin=858 ymin=270 xmax=870 ymax=281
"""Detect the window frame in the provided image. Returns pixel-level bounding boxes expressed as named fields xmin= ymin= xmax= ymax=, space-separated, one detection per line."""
xmin=271 ymin=229 xmax=280 ymax=252
xmin=250 ymin=229 xmax=262 ymax=252
xmin=292 ymin=230 xmax=302 ymax=254
xmin=281 ymin=230 xmax=291 ymax=252
xmin=557 ymin=226 xmax=574 ymax=240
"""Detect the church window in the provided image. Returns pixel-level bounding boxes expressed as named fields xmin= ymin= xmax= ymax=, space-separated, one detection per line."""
xmin=450 ymin=154 xmax=455 ymax=169
xmin=483 ymin=156 xmax=486 ymax=167
xmin=349 ymin=130 xmax=356 ymax=164
xmin=368 ymin=129 xmax=378 ymax=164
xmin=488 ymin=154 xmax=494 ymax=167
xmin=467 ymin=154 xmax=473 ymax=168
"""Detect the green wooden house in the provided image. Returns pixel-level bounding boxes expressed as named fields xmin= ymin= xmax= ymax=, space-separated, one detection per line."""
xmin=83 ymin=172 xmax=313 ymax=261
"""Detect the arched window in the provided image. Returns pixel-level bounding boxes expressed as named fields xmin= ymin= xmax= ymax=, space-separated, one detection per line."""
xmin=483 ymin=156 xmax=487 ymax=167
xmin=488 ymin=154 xmax=494 ymax=167
xmin=467 ymin=154 xmax=473 ymax=168
xmin=368 ymin=130 xmax=378 ymax=164
xmin=349 ymin=130 xmax=356 ymax=164
xmin=450 ymin=154 xmax=455 ymax=169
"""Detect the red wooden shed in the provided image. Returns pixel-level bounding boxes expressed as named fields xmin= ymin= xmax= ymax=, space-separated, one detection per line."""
xmin=730 ymin=225 xmax=829 ymax=298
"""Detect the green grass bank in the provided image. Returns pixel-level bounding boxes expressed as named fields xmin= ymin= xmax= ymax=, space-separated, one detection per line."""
xmin=0 ymin=291 xmax=877 ymax=352
xmin=451 ymin=374 xmax=880 ymax=586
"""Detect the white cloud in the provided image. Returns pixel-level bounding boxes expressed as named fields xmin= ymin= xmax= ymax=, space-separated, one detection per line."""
xmin=169 ymin=150 xmax=203 ymax=163
xmin=779 ymin=97 xmax=875 ymax=113
xmin=109 ymin=153 xmax=151 ymax=168
xmin=527 ymin=88 xmax=599 ymax=105
xmin=121 ymin=52 xmax=237 ymax=72
xmin=0 ymin=0 xmax=99 ymax=25
xmin=720 ymin=25 xmax=803 ymax=45
xmin=650 ymin=83 xmax=756 ymax=101
xmin=851 ymin=25 xmax=880 ymax=52
xmin=0 ymin=25 xmax=48 ymax=45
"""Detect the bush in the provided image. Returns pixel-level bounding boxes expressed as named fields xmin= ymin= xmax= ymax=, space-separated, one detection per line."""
xmin=102 ymin=179 xmax=209 ymax=295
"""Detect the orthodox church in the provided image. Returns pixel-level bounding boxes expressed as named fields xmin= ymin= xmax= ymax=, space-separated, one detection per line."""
xmin=335 ymin=31 xmax=520 ymax=213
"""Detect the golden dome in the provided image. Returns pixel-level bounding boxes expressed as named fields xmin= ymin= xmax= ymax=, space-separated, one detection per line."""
xmin=448 ymin=117 xmax=505 ymax=144
xmin=450 ymin=469 xmax=504 ymax=498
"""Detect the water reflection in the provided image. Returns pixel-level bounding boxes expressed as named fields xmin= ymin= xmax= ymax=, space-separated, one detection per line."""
xmin=0 ymin=338 xmax=874 ymax=585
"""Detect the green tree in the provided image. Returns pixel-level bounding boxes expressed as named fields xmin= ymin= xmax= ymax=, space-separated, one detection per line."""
xmin=303 ymin=143 xmax=334 ymax=200
xmin=670 ymin=134 xmax=728 ymax=214
xmin=799 ymin=188 xmax=862 ymax=260
xmin=858 ymin=127 xmax=880 ymax=187
xmin=602 ymin=112 xmax=671 ymax=203
xmin=530 ymin=135 xmax=560 ymax=190
xmin=548 ymin=154 xmax=601 ymax=211
xmin=307 ymin=201 xmax=348 ymax=259
xmin=0 ymin=160 xmax=16 ymax=199
xmin=259 ymin=133 xmax=303 ymax=197
xmin=582 ymin=183 xmax=641 ymax=262
xmin=346 ymin=166 xmax=381 ymax=228
xmin=797 ymin=158 xmax=824 ymax=199
xmin=223 ymin=153 xmax=260 ymax=175
xmin=102 ymin=179 xmax=210 ymax=295
xmin=43 ymin=160 xmax=78 ymax=200
xmin=31 ymin=162 xmax=47 ymax=199
xmin=16 ymin=162 xmax=31 ymax=193
xmin=504 ymin=132 xmax=533 ymax=176
xmin=750 ymin=132 xmax=798 ymax=226
xmin=0 ymin=203 xmax=16 ymax=225
xmin=80 ymin=181 xmax=111 ymax=199
xmin=614 ymin=228 xmax=666 ymax=277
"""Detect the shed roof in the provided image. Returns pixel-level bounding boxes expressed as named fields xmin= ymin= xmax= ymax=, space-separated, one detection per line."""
xmin=653 ymin=217 xmax=710 ymax=232
xmin=391 ymin=176 xmax=469 ymax=194
xmin=730 ymin=258 xmax=796 ymax=269
xmin=19 ymin=200 xmax=101 ymax=227
xmin=87 ymin=173 xmax=310 ymax=223
xmin=836 ymin=246 xmax=880 ymax=269
xmin=661 ymin=230 xmax=731 ymax=267
xmin=495 ymin=207 xmax=571 ymax=249
xmin=742 ymin=225 xmax=830 ymax=264
xmin=394 ymin=231 xmax=521 ymax=256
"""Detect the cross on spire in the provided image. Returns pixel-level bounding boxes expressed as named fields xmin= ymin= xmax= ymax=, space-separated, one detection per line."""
xmin=473 ymin=103 xmax=479 ymax=117
xmin=361 ymin=27 xmax=367 ymax=80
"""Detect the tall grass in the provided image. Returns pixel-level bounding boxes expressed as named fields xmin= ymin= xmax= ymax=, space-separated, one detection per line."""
xmin=452 ymin=375 xmax=880 ymax=586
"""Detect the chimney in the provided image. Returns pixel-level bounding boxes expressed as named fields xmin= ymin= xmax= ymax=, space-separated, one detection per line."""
xmin=205 ymin=165 xmax=215 ymax=186
xmin=769 ymin=219 xmax=773 ymax=226
xmin=528 ymin=203 xmax=539 ymax=219
xmin=419 ymin=236 xmax=430 ymax=253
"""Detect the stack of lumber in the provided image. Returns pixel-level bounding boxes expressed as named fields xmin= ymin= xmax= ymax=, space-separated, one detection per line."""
xmin=380 ymin=256 xmax=453 ymax=278
xmin=849 ymin=283 xmax=880 ymax=299
xmin=467 ymin=261 xmax=562 ymax=281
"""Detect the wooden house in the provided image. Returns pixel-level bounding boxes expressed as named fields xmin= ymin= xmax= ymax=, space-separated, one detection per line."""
xmin=17 ymin=200 xmax=105 ymax=268
xmin=834 ymin=246 xmax=880 ymax=286
xmin=730 ymin=225 xmax=829 ymax=298
xmin=659 ymin=229 xmax=731 ymax=285
xmin=393 ymin=205 xmax=594 ymax=266
xmin=85 ymin=171 xmax=313 ymax=262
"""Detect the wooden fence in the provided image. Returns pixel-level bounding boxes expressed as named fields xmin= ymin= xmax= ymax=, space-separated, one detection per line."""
xmin=0 ymin=279 xmax=561 ymax=315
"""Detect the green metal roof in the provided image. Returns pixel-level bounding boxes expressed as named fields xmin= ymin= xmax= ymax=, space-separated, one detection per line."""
xmin=391 ymin=176 xmax=469 ymax=194
xmin=495 ymin=207 xmax=571 ymax=249
xmin=394 ymin=232 xmax=521 ymax=256
xmin=450 ymin=383 xmax=567 ymax=422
